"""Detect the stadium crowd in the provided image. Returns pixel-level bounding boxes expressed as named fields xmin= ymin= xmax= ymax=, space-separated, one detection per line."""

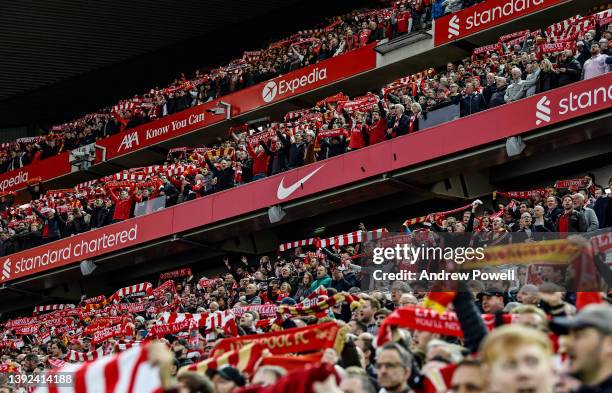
xmin=0 ymin=203 xmax=611 ymax=393
xmin=2 ymin=1 xmax=612 ymax=393
xmin=0 ymin=0 xmax=430 ymax=175
xmin=0 ymin=6 xmax=611 ymax=257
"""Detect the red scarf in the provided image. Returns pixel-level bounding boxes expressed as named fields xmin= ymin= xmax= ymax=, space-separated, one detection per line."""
xmin=212 ymin=321 xmax=348 ymax=356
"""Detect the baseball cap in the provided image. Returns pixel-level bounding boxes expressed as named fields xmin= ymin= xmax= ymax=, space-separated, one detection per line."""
xmin=550 ymin=304 xmax=612 ymax=335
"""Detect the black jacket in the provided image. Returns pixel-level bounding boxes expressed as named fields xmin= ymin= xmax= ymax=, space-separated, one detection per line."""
xmin=536 ymin=71 xmax=558 ymax=94
xmin=83 ymin=203 xmax=109 ymax=229
xmin=482 ymin=83 xmax=496 ymax=105
xmin=460 ymin=92 xmax=487 ymax=117
xmin=205 ymin=158 xmax=235 ymax=191
xmin=488 ymin=86 xmax=507 ymax=108
xmin=557 ymin=56 xmax=582 ymax=87
xmin=555 ymin=209 xmax=588 ymax=232
xmin=391 ymin=113 xmax=410 ymax=136
xmin=33 ymin=208 xmax=65 ymax=240
xmin=161 ymin=182 xmax=179 ymax=207
xmin=279 ymin=132 xmax=306 ymax=169
xmin=261 ymin=134 xmax=290 ymax=175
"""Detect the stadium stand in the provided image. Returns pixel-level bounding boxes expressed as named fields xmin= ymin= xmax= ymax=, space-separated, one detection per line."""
xmin=0 ymin=1 xmax=611 ymax=393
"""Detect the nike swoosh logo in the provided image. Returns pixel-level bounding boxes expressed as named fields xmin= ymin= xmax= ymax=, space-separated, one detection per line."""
xmin=276 ymin=165 xmax=325 ymax=200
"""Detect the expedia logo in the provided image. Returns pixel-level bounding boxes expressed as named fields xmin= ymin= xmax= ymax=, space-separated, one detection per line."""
xmin=261 ymin=67 xmax=328 ymax=104
xmin=118 ymin=132 xmax=139 ymax=152
xmin=448 ymin=15 xmax=460 ymax=38
xmin=0 ymin=171 xmax=28 ymax=192
xmin=535 ymin=96 xmax=551 ymax=125
xmin=262 ymin=81 xmax=278 ymax=103
xmin=2 ymin=258 xmax=11 ymax=281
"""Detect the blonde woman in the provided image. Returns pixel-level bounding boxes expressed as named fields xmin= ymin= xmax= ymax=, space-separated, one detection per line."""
xmin=536 ymin=58 xmax=558 ymax=94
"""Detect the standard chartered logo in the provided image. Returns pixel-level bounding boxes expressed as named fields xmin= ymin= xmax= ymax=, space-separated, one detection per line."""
xmin=448 ymin=15 xmax=460 ymax=38
xmin=535 ymin=95 xmax=551 ymax=125
xmin=2 ymin=258 xmax=10 ymax=281
xmin=262 ymin=81 xmax=278 ymax=103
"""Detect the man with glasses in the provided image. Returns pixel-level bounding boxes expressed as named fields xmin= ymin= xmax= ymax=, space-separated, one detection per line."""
xmin=375 ymin=343 xmax=413 ymax=393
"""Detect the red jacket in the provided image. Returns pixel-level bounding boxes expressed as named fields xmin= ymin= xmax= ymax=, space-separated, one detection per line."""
xmin=108 ymin=188 xmax=140 ymax=221
xmin=368 ymin=119 xmax=387 ymax=145
xmin=247 ymin=144 xmax=269 ymax=176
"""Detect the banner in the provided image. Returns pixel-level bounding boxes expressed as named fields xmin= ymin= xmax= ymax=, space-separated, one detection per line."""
xmin=91 ymin=323 xmax=132 ymax=344
xmin=434 ymin=0 xmax=567 ymax=46
xmin=211 ymin=322 xmax=347 ymax=356
xmin=473 ymin=43 xmax=501 ymax=55
xmin=493 ymin=189 xmax=547 ymax=199
xmin=376 ymin=306 xmax=516 ymax=346
xmin=148 ymin=319 xmax=196 ymax=337
xmin=232 ymin=304 xmax=278 ymax=318
xmin=539 ymin=41 xmax=575 ymax=54
xmin=470 ymin=239 xmax=581 ymax=268
xmin=159 ymin=268 xmax=192 ymax=280
xmin=180 ymin=343 xmax=263 ymax=375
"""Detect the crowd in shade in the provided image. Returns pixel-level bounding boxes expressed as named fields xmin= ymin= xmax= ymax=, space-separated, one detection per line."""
xmin=0 ymin=0 xmax=431 ymax=175
xmin=0 ymin=7 xmax=611 ymax=257
xmin=0 ymin=203 xmax=611 ymax=393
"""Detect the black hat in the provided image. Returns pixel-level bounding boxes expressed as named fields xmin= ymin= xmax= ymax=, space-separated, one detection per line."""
xmin=208 ymin=366 xmax=246 ymax=387
xmin=477 ymin=287 xmax=505 ymax=301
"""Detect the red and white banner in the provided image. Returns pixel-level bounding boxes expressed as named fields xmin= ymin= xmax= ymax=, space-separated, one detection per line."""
xmin=278 ymin=237 xmax=319 ymax=252
xmin=539 ymin=41 xmax=575 ymax=54
xmin=33 ymin=304 xmax=75 ymax=315
xmin=320 ymin=228 xmax=388 ymax=248
xmin=115 ymin=282 xmax=153 ymax=299
xmin=36 ymin=345 xmax=161 ymax=393
xmin=159 ymin=268 xmax=192 ymax=280
xmin=5 ymin=74 xmax=611 ymax=285
xmin=434 ymin=0 xmax=567 ymax=47
xmin=232 ymin=304 xmax=278 ymax=318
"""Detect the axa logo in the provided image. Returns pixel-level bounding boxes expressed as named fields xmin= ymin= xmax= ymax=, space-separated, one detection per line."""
xmin=277 ymin=165 xmax=325 ymax=200
xmin=2 ymin=258 xmax=11 ymax=281
xmin=262 ymin=81 xmax=278 ymax=103
xmin=118 ymin=132 xmax=139 ymax=151
xmin=448 ymin=15 xmax=460 ymax=38
xmin=535 ymin=96 xmax=551 ymax=125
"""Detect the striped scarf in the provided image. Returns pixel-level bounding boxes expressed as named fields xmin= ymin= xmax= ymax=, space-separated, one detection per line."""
xmin=36 ymin=345 xmax=161 ymax=393
xmin=271 ymin=292 xmax=364 ymax=329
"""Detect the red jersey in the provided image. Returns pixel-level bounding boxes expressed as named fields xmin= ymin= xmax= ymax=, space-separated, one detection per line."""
xmin=368 ymin=119 xmax=387 ymax=145
xmin=557 ymin=213 xmax=569 ymax=232
xmin=396 ymin=11 xmax=412 ymax=33
xmin=349 ymin=125 xmax=366 ymax=149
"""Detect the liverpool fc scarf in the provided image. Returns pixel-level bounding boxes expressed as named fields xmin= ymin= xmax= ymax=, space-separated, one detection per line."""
xmin=212 ymin=321 xmax=348 ymax=356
